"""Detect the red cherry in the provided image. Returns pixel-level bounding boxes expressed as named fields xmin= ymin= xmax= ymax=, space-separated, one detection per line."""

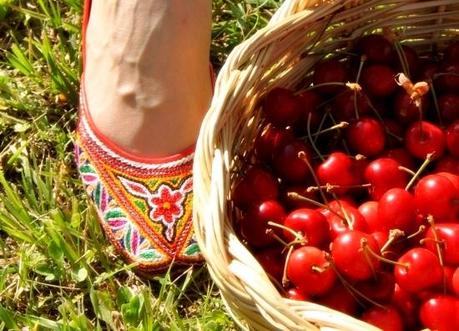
xmin=286 ymin=246 xmax=336 ymax=296
xmin=443 ymin=265 xmax=456 ymax=294
xmin=317 ymin=284 xmax=359 ymax=316
xmin=446 ymin=120 xmax=459 ymax=158
xmin=414 ymin=174 xmax=459 ymax=220
xmin=382 ymin=148 xmax=416 ymax=170
xmin=453 ymin=267 xmax=459 ymax=295
xmin=424 ymin=223 xmax=459 ymax=265
xmin=331 ymin=230 xmax=381 ymax=281
xmin=286 ymin=287 xmax=309 ymax=301
xmin=239 ymin=200 xmax=286 ymax=248
xmin=394 ymin=248 xmax=443 ymax=293
xmin=283 ymin=208 xmax=330 ymax=248
xmin=437 ymin=171 xmax=459 ymax=193
xmin=392 ymin=44 xmax=420 ymax=77
xmin=317 ymin=152 xmax=360 ymax=195
xmin=321 ymin=201 xmax=368 ymax=239
xmin=435 ymin=155 xmax=459 ymax=174
xmin=331 ymin=90 xmax=370 ymax=121
xmin=371 ymin=230 xmax=388 ymax=250
xmin=444 ymin=40 xmax=459 ymax=64
xmin=372 ymin=230 xmax=406 ymax=261
xmin=232 ymin=166 xmax=279 ymax=210
xmin=273 ymin=139 xmax=311 ymax=183
xmin=378 ymin=188 xmax=417 ymax=233
xmin=436 ymin=63 xmax=459 ymax=93
xmin=420 ymin=295 xmax=459 ymax=331
xmin=355 ymin=34 xmax=394 ymax=64
xmin=364 ymin=158 xmax=409 ymax=200
xmin=254 ymin=125 xmax=294 ymax=163
xmin=439 ymin=94 xmax=459 ymax=122
xmin=352 ymin=155 xmax=368 ymax=185
xmin=383 ymin=118 xmax=405 ymax=147
xmin=346 ymin=117 xmax=386 ymax=157
xmin=361 ymin=305 xmax=404 ymax=331
xmin=312 ymin=58 xmax=349 ymax=95
xmin=358 ymin=201 xmax=379 ymax=232
xmin=405 ymin=121 xmax=446 ymax=160
xmin=361 ymin=64 xmax=397 ymax=97
xmin=419 ymin=60 xmax=440 ymax=81
xmin=391 ymin=283 xmax=419 ymax=329
xmin=295 ymin=90 xmax=322 ymax=133
xmin=263 ymin=88 xmax=302 ymax=128
xmin=356 ymin=271 xmax=395 ymax=302
xmin=254 ymin=247 xmax=284 ymax=282
xmin=393 ymin=90 xmax=428 ymax=124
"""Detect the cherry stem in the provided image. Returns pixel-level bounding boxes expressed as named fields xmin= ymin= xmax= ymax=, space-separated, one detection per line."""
xmin=429 ymin=80 xmax=443 ymax=127
xmin=361 ymin=238 xmax=408 ymax=268
xmin=282 ymin=245 xmax=295 ymax=287
xmin=364 ymin=95 xmax=404 ymax=142
xmin=305 ymin=115 xmax=353 ymax=225
xmin=407 ymin=225 xmax=426 ymax=240
xmin=313 ymin=109 xmax=331 ymax=145
xmin=394 ymin=41 xmax=410 ymax=77
xmin=398 ymin=166 xmax=416 ymax=176
xmin=386 ymin=129 xmax=404 ymax=143
xmin=353 ymin=90 xmax=360 ymax=121
xmin=353 ymin=56 xmax=366 ymax=120
xmin=298 ymin=150 xmax=328 ymax=205
xmin=405 ymin=153 xmax=434 ymax=191
xmin=307 ymin=183 xmax=371 ymax=193
xmin=381 ymin=229 xmax=405 ymax=253
xmin=355 ymin=55 xmax=366 ymax=84
xmin=287 ymin=192 xmax=347 ymax=223
xmin=266 ymin=229 xmax=289 ymax=247
xmin=427 ymin=216 xmax=445 ymax=267
xmin=310 ymin=121 xmax=349 ymax=137
xmin=267 ymin=221 xmax=307 ymax=245
xmin=334 ymin=199 xmax=354 ymax=230
xmin=306 ymin=113 xmax=325 ymax=162
xmin=289 ymin=154 xmax=352 ymax=228
xmin=298 ymin=81 xmax=362 ymax=94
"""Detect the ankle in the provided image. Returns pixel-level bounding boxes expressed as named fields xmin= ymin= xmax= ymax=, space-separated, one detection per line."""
xmin=82 ymin=0 xmax=212 ymax=157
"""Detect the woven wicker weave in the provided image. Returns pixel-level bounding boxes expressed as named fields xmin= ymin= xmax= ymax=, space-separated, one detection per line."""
xmin=193 ymin=1 xmax=459 ymax=330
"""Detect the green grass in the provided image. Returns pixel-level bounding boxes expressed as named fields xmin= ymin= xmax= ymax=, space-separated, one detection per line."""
xmin=0 ymin=1 xmax=281 ymax=330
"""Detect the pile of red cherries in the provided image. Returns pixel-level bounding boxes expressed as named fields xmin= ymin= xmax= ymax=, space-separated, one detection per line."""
xmin=231 ymin=34 xmax=459 ymax=331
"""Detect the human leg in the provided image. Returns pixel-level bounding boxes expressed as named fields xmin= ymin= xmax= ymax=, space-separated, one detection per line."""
xmin=75 ymin=0 xmax=212 ymax=273
xmin=84 ymin=0 xmax=212 ymax=157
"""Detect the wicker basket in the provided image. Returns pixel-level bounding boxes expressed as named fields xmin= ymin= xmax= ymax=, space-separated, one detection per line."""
xmin=193 ymin=1 xmax=459 ymax=330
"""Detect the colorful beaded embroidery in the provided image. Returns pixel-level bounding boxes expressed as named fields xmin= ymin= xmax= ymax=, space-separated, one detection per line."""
xmin=74 ymin=90 xmax=203 ymax=273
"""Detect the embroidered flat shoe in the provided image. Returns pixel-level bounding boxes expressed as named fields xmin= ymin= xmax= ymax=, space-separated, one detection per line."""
xmin=74 ymin=0 xmax=203 ymax=273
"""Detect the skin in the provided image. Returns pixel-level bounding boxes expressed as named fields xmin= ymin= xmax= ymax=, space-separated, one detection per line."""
xmin=84 ymin=0 xmax=213 ymax=157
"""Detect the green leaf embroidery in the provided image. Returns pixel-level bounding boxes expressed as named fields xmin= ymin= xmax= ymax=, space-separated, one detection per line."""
xmin=104 ymin=209 xmax=125 ymax=220
xmin=139 ymin=249 xmax=162 ymax=261
xmin=79 ymin=164 xmax=95 ymax=174
xmin=134 ymin=200 xmax=147 ymax=213
xmin=184 ymin=243 xmax=201 ymax=256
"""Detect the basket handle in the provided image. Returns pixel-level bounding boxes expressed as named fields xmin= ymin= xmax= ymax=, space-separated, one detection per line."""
xmin=270 ymin=0 xmax=350 ymax=24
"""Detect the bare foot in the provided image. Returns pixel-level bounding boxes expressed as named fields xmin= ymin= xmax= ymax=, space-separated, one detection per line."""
xmin=83 ymin=0 xmax=212 ymax=157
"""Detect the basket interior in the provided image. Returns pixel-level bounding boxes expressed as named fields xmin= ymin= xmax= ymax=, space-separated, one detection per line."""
xmin=228 ymin=0 xmax=459 ymax=190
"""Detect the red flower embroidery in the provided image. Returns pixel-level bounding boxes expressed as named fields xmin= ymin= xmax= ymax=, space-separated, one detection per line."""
xmin=149 ymin=185 xmax=184 ymax=224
